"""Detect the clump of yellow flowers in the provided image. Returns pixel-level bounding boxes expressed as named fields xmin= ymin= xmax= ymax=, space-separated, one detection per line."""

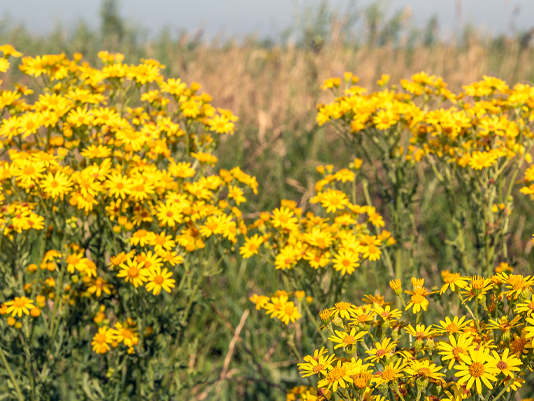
xmin=0 ymin=45 xmax=256 ymax=399
xmin=245 ymin=162 xmax=394 ymax=326
xmin=290 ymin=272 xmax=534 ymax=400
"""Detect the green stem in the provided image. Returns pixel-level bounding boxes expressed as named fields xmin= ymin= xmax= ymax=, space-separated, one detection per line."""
xmin=0 ymin=345 xmax=24 ymax=401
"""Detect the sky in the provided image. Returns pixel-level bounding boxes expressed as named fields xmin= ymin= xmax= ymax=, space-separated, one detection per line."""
xmin=1 ymin=0 xmax=533 ymax=39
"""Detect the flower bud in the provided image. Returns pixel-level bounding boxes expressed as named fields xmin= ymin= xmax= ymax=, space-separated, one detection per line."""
xmin=414 ymin=339 xmax=424 ymax=353
xmin=332 ymin=316 xmax=344 ymax=327
xmin=416 ymin=377 xmax=429 ymax=391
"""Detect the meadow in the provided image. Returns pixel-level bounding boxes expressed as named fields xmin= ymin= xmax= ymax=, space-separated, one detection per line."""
xmin=1 ymin=2 xmax=534 ymax=400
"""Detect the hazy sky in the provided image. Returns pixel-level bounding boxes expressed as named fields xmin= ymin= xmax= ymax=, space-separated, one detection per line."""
xmin=1 ymin=0 xmax=533 ymax=39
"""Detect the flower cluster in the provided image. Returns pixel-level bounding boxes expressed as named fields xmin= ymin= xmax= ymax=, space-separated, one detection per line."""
xmin=318 ymin=72 xmax=534 ymax=278
xmin=0 ymin=45 xmax=255 ymax=398
xmin=296 ymin=271 xmax=534 ymax=400
xmin=244 ymin=163 xmax=394 ymax=320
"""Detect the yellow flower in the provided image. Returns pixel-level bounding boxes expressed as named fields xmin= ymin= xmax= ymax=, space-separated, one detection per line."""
xmin=440 ymin=271 xmax=469 ymax=294
xmin=365 ymin=338 xmax=396 ymax=362
xmin=405 ymin=293 xmax=429 ymax=314
xmin=454 ymin=346 xmax=499 ymax=394
xmin=145 ymin=266 xmax=175 ymax=295
xmin=270 ymin=207 xmax=298 ymax=230
xmin=317 ymin=360 xmax=354 ymax=392
xmin=468 ymin=151 xmax=498 ymax=170
xmin=298 ymin=353 xmax=336 ymax=377
xmin=276 ymin=300 xmax=301 ymax=325
xmin=87 ymin=277 xmax=112 ymax=297
xmin=112 ymin=322 xmax=139 ymax=348
xmin=437 ymin=333 xmax=475 ymax=369
xmin=4 ymin=296 xmax=35 ymax=317
xmin=117 ymin=259 xmax=149 ymax=288
xmin=155 ymin=200 xmax=183 ymax=227
xmin=239 ymin=234 xmax=263 ymax=258
xmin=434 ymin=316 xmax=471 ymax=335
xmin=92 ymin=326 xmax=114 ymax=354
xmin=328 ymin=327 xmax=367 ymax=349
xmin=490 ymin=348 xmax=522 ymax=377
xmin=332 ymin=249 xmax=360 ymax=276
xmin=374 ymin=359 xmax=405 ymax=385
xmin=404 ymin=359 xmax=445 ymax=383
xmin=40 ymin=171 xmax=72 ymax=200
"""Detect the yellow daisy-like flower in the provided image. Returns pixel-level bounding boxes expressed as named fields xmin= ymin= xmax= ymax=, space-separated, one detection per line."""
xmin=332 ymin=248 xmax=360 ymax=276
xmin=328 ymin=327 xmax=367 ymax=349
xmin=112 ymin=322 xmax=139 ymax=348
xmin=298 ymin=353 xmax=336 ymax=378
xmin=239 ymin=234 xmax=263 ymax=258
xmin=317 ymin=360 xmax=355 ymax=392
xmin=330 ymin=302 xmax=356 ymax=320
xmin=434 ymin=316 xmax=471 ymax=335
xmin=4 ymin=296 xmax=35 ymax=317
xmin=440 ymin=270 xmax=469 ymax=294
xmin=91 ymin=326 xmax=114 ymax=354
xmin=145 ymin=266 xmax=175 ymax=295
xmin=405 ymin=293 xmax=429 ymax=314
xmin=40 ymin=171 xmax=72 ymax=200
xmin=437 ymin=333 xmax=475 ymax=370
xmin=404 ymin=359 xmax=445 ymax=383
xmin=454 ymin=346 xmax=498 ymax=394
xmin=490 ymin=348 xmax=522 ymax=378
xmin=468 ymin=151 xmax=498 ymax=170
xmin=374 ymin=359 xmax=405 ymax=385
xmin=365 ymin=338 xmax=397 ymax=362
xmin=117 ymin=259 xmax=150 ymax=288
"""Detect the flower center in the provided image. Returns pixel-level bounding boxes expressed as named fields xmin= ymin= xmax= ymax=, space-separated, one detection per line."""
xmin=342 ymin=335 xmax=356 ymax=346
xmin=381 ymin=368 xmax=396 ymax=382
xmin=313 ymin=364 xmax=324 ymax=373
xmin=328 ymin=367 xmax=346 ymax=381
xmin=446 ymin=323 xmax=459 ymax=333
xmin=153 ymin=275 xmax=164 ymax=285
xmin=375 ymin=349 xmax=386 ymax=358
xmin=418 ymin=368 xmax=431 ymax=377
xmin=96 ymin=333 xmax=107 ymax=343
xmin=452 ymin=347 xmax=464 ymax=359
xmin=128 ymin=267 xmax=139 ymax=277
xmin=469 ymin=362 xmax=485 ymax=378
xmin=496 ymin=361 xmax=507 ymax=370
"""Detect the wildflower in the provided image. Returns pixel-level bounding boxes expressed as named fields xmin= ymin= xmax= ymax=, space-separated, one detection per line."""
xmin=117 ymin=259 xmax=149 ymax=288
xmin=4 ymin=297 xmax=35 ymax=317
xmin=435 ymin=316 xmax=471 ymax=335
xmin=92 ymin=327 xmax=114 ymax=354
xmin=440 ymin=271 xmax=469 ymax=294
xmin=365 ymin=338 xmax=396 ymax=362
xmin=437 ymin=334 xmax=475 ymax=369
xmin=240 ymin=234 xmax=263 ymax=258
xmin=40 ymin=171 xmax=72 ymax=200
xmin=329 ymin=327 xmax=367 ymax=349
xmin=454 ymin=346 xmax=499 ymax=394
xmin=332 ymin=249 xmax=360 ymax=275
xmin=112 ymin=322 xmax=139 ymax=348
xmin=490 ymin=348 xmax=522 ymax=377
xmin=317 ymin=360 xmax=355 ymax=392
xmin=374 ymin=359 xmax=405 ymax=385
xmin=87 ymin=277 xmax=112 ymax=297
xmin=298 ymin=353 xmax=336 ymax=377
xmin=145 ymin=266 xmax=175 ymax=295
